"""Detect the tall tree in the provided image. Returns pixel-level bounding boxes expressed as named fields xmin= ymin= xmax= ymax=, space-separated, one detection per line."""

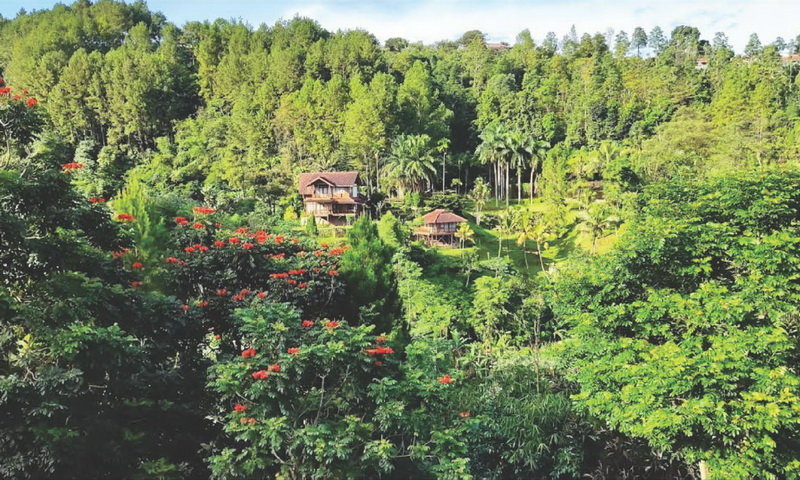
xmin=631 ymin=27 xmax=648 ymax=57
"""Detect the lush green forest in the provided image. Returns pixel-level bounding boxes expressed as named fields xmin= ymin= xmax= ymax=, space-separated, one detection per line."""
xmin=2 ymin=1 xmax=800 ymax=478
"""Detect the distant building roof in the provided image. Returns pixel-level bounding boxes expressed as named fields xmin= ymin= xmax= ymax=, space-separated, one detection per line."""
xmin=486 ymin=42 xmax=510 ymax=51
xmin=299 ymin=171 xmax=360 ymax=195
xmin=782 ymin=54 xmax=800 ymax=63
xmin=421 ymin=209 xmax=467 ymax=224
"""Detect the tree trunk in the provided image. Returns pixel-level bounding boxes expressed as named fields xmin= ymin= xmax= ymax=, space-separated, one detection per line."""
xmin=537 ymin=240 xmax=546 ymax=271
xmin=698 ymin=461 xmax=710 ymax=480
xmin=529 ymin=165 xmax=535 ymax=199
xmin=517 ymin=166 xmax=522 ymax=201
xmin=442 ymin=153 xmax=446 ymax=191
xmin=505 ymin=164 xmax=510 ymax=206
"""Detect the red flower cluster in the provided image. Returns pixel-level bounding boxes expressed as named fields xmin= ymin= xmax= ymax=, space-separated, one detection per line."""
xmin=267 ymin=253 xmax=285 ymax=259
xmin=297 ymin=282 xmax=308 ymax=289
xmin=240 ymin=417 xmax=256 ymax=425
xmin=376 ymin=336 xmax=388 ymax=344
xmin=325 ymin=321 xmax=340 ymax=329
xmin=234 ymin=227 xmax=248 ymax=234
xmin=228 ymin=237 xmax=240 ymax=244
xmin=88 ymin=197 xmax=106 ymax=204
xmin=216 ymin=289 xmax=228 ymax=296
xmin=242 ymin=242 xmax=254 ymax=249
xmin=214 ymin=240 xmax=226 ymax=248
xmin=251 ymin=370 xmax=270 ymax=380
xmin=61 ymin=162 xmax=84 ymax=171
xmin=116 ymin=213 xmax=135 ymax=222
xmin=181 ymin=304 xmax=190 ymax=312
xmin=437 ymin=374 xmax=454 ymax=385
xmin=193 ymin=207 xmax=216 ymax=215
xmin=112 ymin=248 xmax=130 ymax=259
xmin=327 ymin=270 xmax=339 ymax=276
xmin=131 ymin=281 xmax=143 ymax=288
xmin=233 ymin=404 xmax=248 ymax=412
xmin=459 ymin=412 xmax=471 ymax=418
xmin=26 ymin=97 xmax=37 ymax=107
xmin=301 ymin=320 xmax=314 ymax=328
xmin=270 ymin=273 xmax=289 ymax=279
xmin=287 ymin=348 xmax=300 ymax=355
xmin=184 ymin=244 xmax=209 ymax=253
xmin=0 ymin=86 xmax=10 ymax=95
xmin=365 ymin=346 xmax=394 ymax=356
xmin=196 ymin=300 xmax=209 ymax=307
xmin=268 ymin=364 xmax=281 ymax=372
xmin=175 ymin=216 xmax=189 ymax=226
xmin=131 ymin=262 xmax=143 ymax=270
xmin=241 ymin=348 xmax=257 ymax=358
xmin=256 ymin=292 xmax=267 ymax=299
xmin=288 ymin=269 xmax=307 ymax=275
xmin=192 ymin=222 xmax=205 ymax=229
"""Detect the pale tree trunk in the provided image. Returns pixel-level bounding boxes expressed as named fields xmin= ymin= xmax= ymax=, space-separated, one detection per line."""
xmin=698 ymin=461 xmax=709 ymax=480
xmin=505 ymin=164 xmax=510 ymax=206
xmin=517 ymin=166 xmax=522 ymax=201
xmin=529 ymin=166 xmax=535 ymax=199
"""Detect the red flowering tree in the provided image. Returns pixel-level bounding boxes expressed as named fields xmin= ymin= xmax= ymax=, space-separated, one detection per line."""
xmin=0 ymin=81 xmax=42 ymax=161
xmin=207 ymin=302 xmax=401 ymax=478
xmin=160 ymin=215 xmax=347 ymax=328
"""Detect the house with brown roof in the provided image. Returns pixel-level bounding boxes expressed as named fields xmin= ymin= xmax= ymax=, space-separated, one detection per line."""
xmin=299 ymin=171 xmax=365 ymax=226
xmin=486 ymin=42 xmax=510 ymax=51
xmin=414 ymin=209 xmax=468 ymax=245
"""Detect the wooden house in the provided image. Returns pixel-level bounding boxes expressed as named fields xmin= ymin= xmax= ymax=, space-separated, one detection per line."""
xmin=298 ymin=171 xmax=365 ymax=226
xmin=414 ymin=209 xmax=468 ymax=245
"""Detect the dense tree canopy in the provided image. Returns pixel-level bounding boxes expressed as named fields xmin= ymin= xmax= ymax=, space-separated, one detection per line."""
xmin=2 ymin=2 xmax=800 ymax=479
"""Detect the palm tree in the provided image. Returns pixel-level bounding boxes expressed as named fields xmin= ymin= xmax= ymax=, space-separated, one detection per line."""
xmin=505 ymin=131 xmax=533 ymax=202
xmin=436 ymin=138 xmax=450 ymax=191
xmin=455 ymin=222 xmax=474 ymax=248
xmin=476 ymin=126 xmax=502 ymax=202
xmin=577 ymin=202 xmax=620 ymax=253
xmin=470 ymin=177 xmax=490 ymax=226
xmin=514 ymin=207 xmax=537 ymax=269
xmin=476 ymin=124 xmax=512 ymax=203
xmin=383 ymin=134 xmax=437 ymax=196
xmin=528 ymin=139 xmax=550 ymax=198
xmin=496 ymin=209 xmax=517 ymax=257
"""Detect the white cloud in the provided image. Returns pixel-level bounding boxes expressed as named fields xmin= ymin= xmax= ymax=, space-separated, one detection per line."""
xmin=276 ymin=0 xmax=799 ymax=51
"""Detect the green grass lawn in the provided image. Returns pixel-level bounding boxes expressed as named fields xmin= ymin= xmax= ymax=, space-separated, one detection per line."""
xmin=437 ymin=196 xmax=620 ymax=276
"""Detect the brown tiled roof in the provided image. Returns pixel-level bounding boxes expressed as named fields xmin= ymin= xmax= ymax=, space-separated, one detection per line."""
xmin=783 ymin=54 xmax=800 ymax=63
xmin=298 ymin=171 xmax=360 ymax=194
xmin=421 ymin=209 xmax=467 ymax=224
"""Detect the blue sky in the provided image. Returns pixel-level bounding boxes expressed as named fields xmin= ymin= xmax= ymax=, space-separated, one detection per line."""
xmin=2 ymin=0 xmax=798 ymax=51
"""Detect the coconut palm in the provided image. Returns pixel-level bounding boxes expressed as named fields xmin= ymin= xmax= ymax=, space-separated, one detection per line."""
xmin=577 ymin=202 xmax=621 ymax=253
xmin=455 ymin=222 xmax=474 ymax=248
xmin=470 ymin=177 xmax=490 ymax=226
xmin=496 ymin=208 xmax=518 ymax=257
xmin=382 ymin=134 xmax=437 ymax=196
xmin=528 ymin=139 xmax=550 ymax=198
